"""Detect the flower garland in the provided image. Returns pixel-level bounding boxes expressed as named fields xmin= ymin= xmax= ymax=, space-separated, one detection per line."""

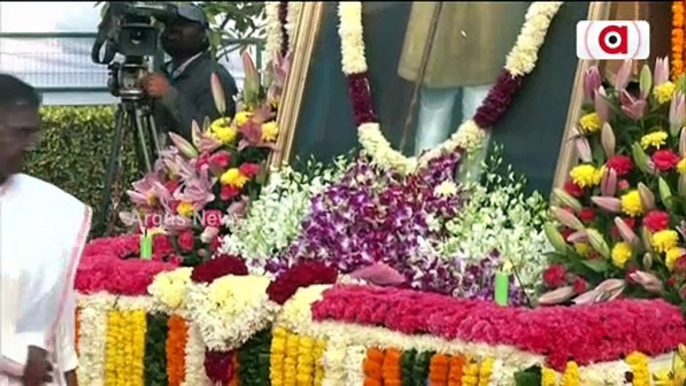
xmin=104 ymin=309 xmax=147 ymax=385
xmin=144 ymin=313 xmax=169 ymax=384
xmin=237 ymin=328 xmax=272 ymax=386
xmin=148 ymin=267 xmax=193 ymax=313
xmin=626 ymin=352 xmax=650 ymax=386
xmin=337 ymin=2 xmax=563 ymax=173
xmin=363 ymin=347 xmax=384 ymax=385
xmin=673 ymin=1 xmax=685 ymax=80
xmin=270 ymin=326 xmax=288 ymax=386
xmin=183 ymin=323 xmax=210 ymax=386
xmin=76 ymin=295 xmax=111 ymax=386
xmin=166 ymin=315 xmax=188 ymax=386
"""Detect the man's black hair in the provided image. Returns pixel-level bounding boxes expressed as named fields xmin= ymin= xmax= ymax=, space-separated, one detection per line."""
xmin=0 ymin=74 xmax=42 ymax=110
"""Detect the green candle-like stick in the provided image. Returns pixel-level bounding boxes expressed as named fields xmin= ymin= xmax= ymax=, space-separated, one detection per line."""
xmin=140 ymin=230 xmax=153 ymax=260
xmin=494 ymin=259 xmax=512 ymax=307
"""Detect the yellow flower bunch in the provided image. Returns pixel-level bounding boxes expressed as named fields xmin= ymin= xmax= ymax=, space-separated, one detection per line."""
xmin=579 ymin=112 xmax=602 ymax=134
xmin=667 ymin=247 xmax=684 ymax=271
xmin=176 ymin=201 xmax=194 ymax=218
xmin=640 ymin=131 xmax=669 ymax=150
xmin=569 ymin=164 xmax=602 ymax=188
xmin=541 ymin=366 xmax=558 ymax=386
xmin=461 ymin=358 xmax=480 ymax=386
xmin=652 ymin=230 xmax=680 ymax=254
xmin=621 ymin=190 xmax=644 ymax=217
xmin=654 ymin=81 xmax=677 ymax=104
xmin=611 ymin=242 xmax=633 ymax=268
xmin=477 ymin=357 xmax=494 ymax=386
xmin=206 ymin=275 xmax=270 ymax=317
xmin=220 ymin=168 xmax=249 ymax=188
xmin=678 ymin=157 xmax=686 ymax=174
xmin=313 ymin=339 xmax=327 ymax=385
xmin=148 ymin=267 xmax=193 ymax=310
xmin=235 ymin=111 xmax=253 ymax=126
xmin=561 ymin=361 xmax=580 ymax=386
xmin=284 ymin=331 xmax=300 ymax=386
xmin=104 ymin=310 xmax=147 ymax=386
xmin=262 ymin=121 xmax=279 ymax=142
xmin=626 ymin=352 xmax=650 ymax=386
xmin=209 ymin=118 xmax=238 ymax=145
xmin=296 ymin=335 xmax=316 ymax=385
xmin=270 ymin=327 xmax=288 ymax=386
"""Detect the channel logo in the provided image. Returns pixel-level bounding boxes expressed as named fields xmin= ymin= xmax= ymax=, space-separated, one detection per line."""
xmin=576 ymin=20 xmax=650 ymax=60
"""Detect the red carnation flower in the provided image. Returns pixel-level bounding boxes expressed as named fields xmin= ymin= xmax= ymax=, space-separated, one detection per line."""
xmin=542 ymin=264 xmax=567 ymax=288
xmin=642 ymin=210 xmax=670 ymax=232
xmin=651 ymin=150 xmax=681 ymax=172
xmin=563 ymin=180 xmax=584 ymax=198
xmin=572 ymin=277 xmax=588 ymax=294
xmin=190 ymin=255 xmax=248 ymax=284
xmin=578 ymin=208 xmax=596 ymax=223
xmin=177 ymin=230 xmax=195 ymax=252
xmin=266 ymin=261 xmax=338 ymax=305
xmin=239 ymin=163 xmax=260 ymax=178
xmin=606 ymin=155 xmax=634 ymax=176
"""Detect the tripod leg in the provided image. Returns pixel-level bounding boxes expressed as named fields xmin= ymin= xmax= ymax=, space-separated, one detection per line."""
xmin=133 ymin=108 xmax=153 ymax=172
xmin=94 ymin=106 xmax=126 ymax=236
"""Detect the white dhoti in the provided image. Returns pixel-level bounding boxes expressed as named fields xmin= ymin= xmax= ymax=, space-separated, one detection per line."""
xmin=0 ymin=174 xmax=92 ymax=385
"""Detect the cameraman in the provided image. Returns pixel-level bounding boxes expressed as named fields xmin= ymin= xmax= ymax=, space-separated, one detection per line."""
xmin=143 ymin=4 xmax=237 ymax=141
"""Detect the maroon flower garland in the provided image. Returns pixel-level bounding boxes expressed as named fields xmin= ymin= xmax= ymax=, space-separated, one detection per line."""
xmin=278 ymin=2 xmax=289 ymax=58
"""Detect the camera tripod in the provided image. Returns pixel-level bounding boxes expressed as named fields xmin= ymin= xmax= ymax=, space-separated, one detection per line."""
xmin=94 ymin=97 xmax=162 ymax=236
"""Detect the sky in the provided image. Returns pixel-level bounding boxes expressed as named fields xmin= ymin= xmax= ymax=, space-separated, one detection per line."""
xmin=0 ymin=2 xmax=101 ymax=32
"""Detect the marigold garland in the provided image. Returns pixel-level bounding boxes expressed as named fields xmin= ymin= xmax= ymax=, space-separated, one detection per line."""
xmin=75 ymin=308 xmax=81 ymax=356
xmin=428 ymin=353 xmax=450 ymax=386
xmin=363 ymin=347 xmax=385 ymax=386
xmin=560 ymin=361 xmax=580 ymax=386
xmin=270 ymin=327 xmax=288 ymax=386
xmin=313 ymin=339 xmax=327 ymax=386
xmin=477 ymin=357 xmax=494 ymax=386
xmin=448 ymin=355 xmax=467 ymax=386
xmin=461 ymin=358 xmax=479 ymax=386
xmin=144 ymin=313 xmax=169 ymax=384
xmin=626 ymin=352 xmax=650 ymax=386
xmin=382 ymin=348 xmax=402 ymax=386
xmin=166 ymin=315 xmax=187 ymax=386
xmin=673 ymin=1 xmax=685 ymax=80
xmin=104 ymin=309 xmax=146 ymax=386
xmin=295 ymin=335 xmax=316 ymax=385
xmin=284 ymin=330 xmax=300 ymax=386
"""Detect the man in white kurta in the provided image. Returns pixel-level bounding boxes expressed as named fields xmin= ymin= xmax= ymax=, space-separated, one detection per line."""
xmin=0 ymin=74 xmax=92 ymax=385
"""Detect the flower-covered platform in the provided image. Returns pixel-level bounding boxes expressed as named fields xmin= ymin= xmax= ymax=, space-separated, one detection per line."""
xmin=74 ymin=238 xmax=685 ymax=386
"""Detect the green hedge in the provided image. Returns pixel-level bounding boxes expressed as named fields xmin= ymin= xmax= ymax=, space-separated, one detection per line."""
xmin=24 ymin=106 xmax=140 ymax=236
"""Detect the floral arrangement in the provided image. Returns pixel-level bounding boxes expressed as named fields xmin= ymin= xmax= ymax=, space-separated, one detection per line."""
xmin=338 ymin=1 xmax=563 ymax=173
xmin=542 ymin=58 xmax=686 ymax=313
xmin=673 ymin=1 xmax=685 ymax=80
xmin=220 ymin=156 xmax=351 ymax=266
xmin=121 ymin=52 xmax=287 ymax=266
xmin=74 ymin=236 xmax=686 ymax=385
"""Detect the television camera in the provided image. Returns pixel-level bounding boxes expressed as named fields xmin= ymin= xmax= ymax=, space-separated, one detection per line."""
xmin=90 ymin=1 xmax=185 ymax=234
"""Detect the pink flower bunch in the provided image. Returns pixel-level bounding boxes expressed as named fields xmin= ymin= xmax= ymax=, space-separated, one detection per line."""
xmin=311 ymin=285 xmax=686 ymax=370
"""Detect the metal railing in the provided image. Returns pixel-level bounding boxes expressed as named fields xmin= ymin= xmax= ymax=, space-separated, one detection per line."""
xmin=0 ymin=32 xmax=265 ymax=94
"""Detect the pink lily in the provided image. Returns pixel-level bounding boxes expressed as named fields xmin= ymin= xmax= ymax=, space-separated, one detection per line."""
xmin=237 ymin=105 xmax=278 ymax=151
xmin=242 ymin=52 xmax=260 ymax=107
xmin=210 ymin=72 xmax=226 ymax=116
xmin=584 ymin=65 xmax=602 ymax=101
xmin=615 ymin=59 xmax=633 ymax=91
xmin=637 ymin=183 xmax=656 ymax=210
xmin=173 ymin=165 xmax=216 ymax=211
xmin=169 ymin=132 xmax=199 ymax=158
xmin=654 ymin=57 xmax=670 ymax=86
xmin=572 ymin=289 xmax=603 ymax=305
xmin=566 ymin=230 xmax=589 ymax=243
xmin=620 ymin=90 xmax=647 ymax=120
xmin=538 ymin=286 xmax=575 ymax=305
xmin=601 ymin=122 xmax=616 ymax=157
xmin=591 ymin=196 xmax=621 ymax=212
xmin=594 ymin=87 xmax=609 ymax=122
xmin=126 ymin=173 xmax=170 ymax=208
xmin=571 ymin=127 xmax=592 ymax=162
xmin=350 ymin=263 xmax=406 ymax=286
xmin=551 ymin=206 xmax=584 ymax=231
xmin=670 ymin=92 xmax=686 ymax=136
xmin=681 ymin=128 xmax=686 ymax=157
xmin=629 ymin=270 xmax=664 ymax=293
xmin=267 ymin=51 xmax=291 ymax=103
xmin=600 ymin=167 xmax=617 ymax=197
xmin=639 ymin=64 xmax=652 ymax=100
xmin=614 ymin=217 xmax=641 ymax=248
xmin=594 ymin=278 xmax=625 ymax=301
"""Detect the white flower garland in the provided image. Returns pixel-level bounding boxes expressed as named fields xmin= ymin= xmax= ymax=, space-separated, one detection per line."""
xmin=265 ymin=2 xmax=282 ymax=57
xmin=76 ymin=294 xmax=112 ymax=386
xmin=338 ymin=2 xmax=563 ymax=173
xmin=185 ymin=275 xmax=279 ymax=350
xmin=182 ymin=323 xmax=210 ymax=386
xmin=286 ymin=2 xmax=303 ymax=53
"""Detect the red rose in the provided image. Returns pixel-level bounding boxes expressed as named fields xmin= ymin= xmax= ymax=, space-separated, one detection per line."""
xmin=239 ymin=163 xmax=260 ymax=178
xmin=572 ymin=277 xmax=588 ymax=294
xmin=606 ymin=155 xmax=634 ymax=176
xmin=177 ymin=230 xmax=195 ymax=252
xmin=542 ymin=264 xmax=567 ymax=288
xmin=203 ymin=210 xmax=224 ymax=227
xmin=578 ymin=208 xmax=596 ymax=223
xmin=153 ymin=234 xmax=174 ymax=255
xmin=190 ymin=255 xmax=248 ymax=284
xmin=642 ymin=210 xmax=670 ymax=232
xmin=563 ymin=180 xmax=584 ymax=198
xmin=165 ymin=180 xmax=180 ymax=194
xmin=209 ymin=151 xmax=231 ymax=169
xmin=220 ymin=185 xmax=240 ymax=201
xmin=651 ymin=150 xmax=681 ymax=172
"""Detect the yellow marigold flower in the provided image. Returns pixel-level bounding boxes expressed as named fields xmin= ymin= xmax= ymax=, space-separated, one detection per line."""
xmin=561 ymin=361 xmax=580 ymax=386
xmin=653 ymin=81 xmax=677 ymax=104
xmin=235 ymin=111 xmax=253 ymax=126
xmin=678 ymin=158 xmax=686 ymax=174
xmin=574 ymin=243 xmax=592 ymax=257
xmin=666 ymin=247 xmax=684 ymax=271
xmin=611 ymin=242 xmax=632 ymax=268
xmin=579 ymin=112 xmax=602 ymax=134
xmin=640 ymin=131 xmax=669 ymax=150
xmin=569 ymin=164 xmax=602 ymax=188
xmin=214 ymin=127 xmax=237 ymax=145
xmin=261 ymin=121 xmax=279 ymax=141
xmin=541 ymin=367 xmax=558 ymax=386
xmin=652 ymin=230 xmax=679 ymax=254
xmin=620 ymin=190 xmax=643 ymax=217
xmin=220 ymin=168 xmax=249 ymax=188
xmin=176 ymin=201 xmax=194 ymax=217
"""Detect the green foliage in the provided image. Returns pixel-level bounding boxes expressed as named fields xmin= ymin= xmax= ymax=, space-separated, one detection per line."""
xmin=24 ymin=106 xmax=140 ymax=235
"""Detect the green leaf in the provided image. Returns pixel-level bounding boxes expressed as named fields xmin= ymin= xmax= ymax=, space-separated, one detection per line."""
xmin=581 ymin=259 xmax=609 ymax=273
